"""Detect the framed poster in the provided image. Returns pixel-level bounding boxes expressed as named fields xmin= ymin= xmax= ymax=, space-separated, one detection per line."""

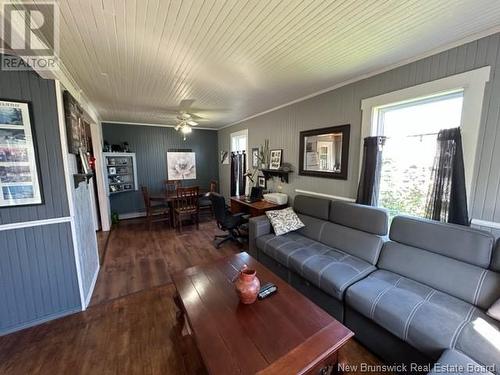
xmin=269 ymin=149 xmax=283 ymax=170
xmin=167 ymin=151 xmax=196 ymax=180
xmin=0 ymin=99 xmax=42 ymax=207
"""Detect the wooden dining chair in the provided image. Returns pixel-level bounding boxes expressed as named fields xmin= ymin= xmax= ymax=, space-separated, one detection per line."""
xmin=164 ymin=179 xmax=181 ymax=194
xmin=141 ymin=186 xmax=170 ymax=230
xmin=172 ymin=186 xmax=199 ymax=233
xmin=199 ymin=180 xmax=218 ymax=217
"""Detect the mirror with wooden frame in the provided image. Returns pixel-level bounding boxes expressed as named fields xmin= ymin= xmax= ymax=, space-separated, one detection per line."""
xmin=299 ymin=124 xmax=350 ymax=180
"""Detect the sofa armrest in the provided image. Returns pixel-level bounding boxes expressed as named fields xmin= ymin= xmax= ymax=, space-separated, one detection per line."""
xmin=249 ymin=215 xmax=272 ymax=259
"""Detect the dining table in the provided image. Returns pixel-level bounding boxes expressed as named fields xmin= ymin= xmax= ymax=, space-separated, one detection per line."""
xmin=149 ymin=188 xmax=210 ymax=224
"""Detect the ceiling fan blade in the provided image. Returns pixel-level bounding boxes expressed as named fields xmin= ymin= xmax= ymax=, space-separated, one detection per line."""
xmin=189 ymin=113 xmax=205 ymax=120
xmin=187 ymin=120 xmax=198 ymax=126
xmin=179 ymin=99 xmax=195 ymax=111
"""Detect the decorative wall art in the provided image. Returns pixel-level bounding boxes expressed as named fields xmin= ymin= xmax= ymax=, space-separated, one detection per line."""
xmin=167 ymin=151 xmax=197 ymax=180
xmin=0 ymin=99 xmax=42 ymax=207
xmin=220 ymin=150 xmax=229 ymax=165
xmin=63 ymin=91 xmax=87 ymax=155
xmin=257 ymin=176 xmax=267 ymax=189
xmin=269 ymin=149 xmax=283 ymax=170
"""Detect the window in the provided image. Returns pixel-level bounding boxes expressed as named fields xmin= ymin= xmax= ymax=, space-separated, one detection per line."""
xmin=361 ymin=66 xmax=490 ymax=218
xmin=377 ymin=92 xmax=463 ymax=217
xmin=230 ymin=129 xmax=248 ymax=196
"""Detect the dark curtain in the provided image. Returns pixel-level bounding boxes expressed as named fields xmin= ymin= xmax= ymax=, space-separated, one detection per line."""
xmin=425 ymin=127 xmax=469 ymax=225
xmin=356 ymin=136 xmax=386 ymax=205
xmin=239 ymin=151 xmax=246 ymax=196
xmin=230 ymin=151 xmax=246 ymax=196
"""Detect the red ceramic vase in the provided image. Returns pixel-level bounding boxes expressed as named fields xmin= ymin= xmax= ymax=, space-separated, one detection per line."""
xmin=234 ymin=267 xmax=260 ymax=304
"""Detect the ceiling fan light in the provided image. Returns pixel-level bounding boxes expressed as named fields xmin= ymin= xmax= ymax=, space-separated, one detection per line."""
xmin=181 ymin=125 xmax=192 ymax=134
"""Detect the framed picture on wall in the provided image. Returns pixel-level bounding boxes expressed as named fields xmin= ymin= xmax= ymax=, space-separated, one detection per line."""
xmin=220 ymin=150 xmax=229 ymax=165
xmin=269 ymin=149 xmax=282 ymax=170
xmin=167 ymin=151 xmax=196 ymax=180
xmin=257 ymin=176 xmax=266 ymax=189
xmin=0 ymin=99 xmax=43 ymax=207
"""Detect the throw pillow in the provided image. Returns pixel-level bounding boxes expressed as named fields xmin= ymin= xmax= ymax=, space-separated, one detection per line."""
xmin=487 ymin=298 xmax=500 ymax=321
xmin=266 ymin=207 xmax=305 ymax=236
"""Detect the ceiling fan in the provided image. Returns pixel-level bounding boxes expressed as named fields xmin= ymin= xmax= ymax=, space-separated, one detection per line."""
xmin=166 ymin=100 xmax=204 ymax=140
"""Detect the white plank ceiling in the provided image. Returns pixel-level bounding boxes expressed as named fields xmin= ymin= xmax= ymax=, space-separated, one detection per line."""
xmin=32 ymin=0 xmax=500 ymax=128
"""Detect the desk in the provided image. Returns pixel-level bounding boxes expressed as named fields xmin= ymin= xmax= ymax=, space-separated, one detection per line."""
xmin=230 ymin=195 xmax=286 ymax=217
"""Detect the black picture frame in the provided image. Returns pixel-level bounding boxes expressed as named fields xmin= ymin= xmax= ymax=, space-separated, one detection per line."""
xmin=0 ymin=98 xmax=44 ymax=207
xmin=269 ymin=149 xmax=283 ymax=170
xmin=299 ymin=124 xmax=350 ymax=180
xmin=257 ymin=176 xmax=267 ymax=189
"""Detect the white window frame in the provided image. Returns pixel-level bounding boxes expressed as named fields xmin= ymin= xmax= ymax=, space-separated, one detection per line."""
xmin=230 ymin=129 xmax=249 ymax=195
xmin=360 ymin=66 xmax=491 ymax=205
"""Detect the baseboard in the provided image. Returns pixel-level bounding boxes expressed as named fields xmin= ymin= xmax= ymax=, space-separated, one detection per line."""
xmin=118 ymin=211 xmax=146 ymax=220
xmin=0 ymin=307 xmax=81 ymax=336
xmin=84 ymin=264 xmax=100 ymax=309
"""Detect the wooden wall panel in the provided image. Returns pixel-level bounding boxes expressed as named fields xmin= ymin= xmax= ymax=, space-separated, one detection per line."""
xmin=218 ymin=33 xmax=500 ymax=230
xmin=0 ymin=223 xmax=80 ymax=334
xmin=0 ymin=67 xmax=69 ymax=224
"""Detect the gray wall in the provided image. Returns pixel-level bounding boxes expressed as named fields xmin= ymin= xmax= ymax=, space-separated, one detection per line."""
xmin=0 ymin=223 xmax=80 ymax=334
xmin=0 ymin=68 xmax=70 ymax=224
xmin=218 ymin=32 xmax=500 ymax=235
xmin=102 ymin=123 xmax=219 ymax=215
xmin=0 ymin=61 xmax=81 ymax=335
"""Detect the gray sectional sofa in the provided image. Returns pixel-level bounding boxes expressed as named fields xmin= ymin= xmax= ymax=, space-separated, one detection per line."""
xmin=249 ymin=195 xmax=500 ymax=375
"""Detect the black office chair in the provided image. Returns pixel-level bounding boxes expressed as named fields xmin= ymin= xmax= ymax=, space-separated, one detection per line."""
xmin=210 ymin=193 xmax=248 ymax=248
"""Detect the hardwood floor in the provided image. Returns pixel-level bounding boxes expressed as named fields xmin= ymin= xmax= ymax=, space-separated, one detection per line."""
xmin=0 ymin=218 xmax=388 ymax=375
xmin=91 ymin=218 xmax=240 ymax=306
xmin=0 ymin=284 xmax=206 ymax=375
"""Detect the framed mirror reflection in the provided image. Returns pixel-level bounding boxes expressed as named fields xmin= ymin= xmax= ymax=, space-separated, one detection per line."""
xmin=299 ymin=124 xmax=350 ymax=180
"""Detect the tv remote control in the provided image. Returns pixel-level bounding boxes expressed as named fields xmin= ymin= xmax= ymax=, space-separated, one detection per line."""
xmin=258 ymin=282 xmax=277 ymax=300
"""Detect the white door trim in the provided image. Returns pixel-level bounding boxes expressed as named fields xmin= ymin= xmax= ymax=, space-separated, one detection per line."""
xmin=55 ymin=80 xmax=86 ymax=310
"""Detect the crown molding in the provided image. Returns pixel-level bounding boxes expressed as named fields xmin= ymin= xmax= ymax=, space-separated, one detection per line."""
xmin=102 ymin=120 xmax=218 ymax=131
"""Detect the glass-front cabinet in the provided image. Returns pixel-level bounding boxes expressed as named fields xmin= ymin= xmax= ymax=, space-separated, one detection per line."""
xmin=103 ymin=152 xmax=138 ymax=195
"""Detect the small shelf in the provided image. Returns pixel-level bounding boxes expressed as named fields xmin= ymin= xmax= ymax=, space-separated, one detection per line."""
xmin=260 ymin=168 xmax=292 ymax=183
xmin=73 ymin=173 xmax=93 ymax=188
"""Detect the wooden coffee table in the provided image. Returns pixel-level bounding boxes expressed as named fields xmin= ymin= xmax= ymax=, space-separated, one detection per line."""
xmin=172 ymin=252 xmax=354 ymax=374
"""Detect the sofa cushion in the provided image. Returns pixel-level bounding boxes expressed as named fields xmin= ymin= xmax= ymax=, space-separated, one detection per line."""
xmin=293 ymin=195 xmax=330 ymax=220
xmin=455 ymin=311 xmax=500 ymax=375
xmin=295 ymin=249 xmax=376 ymax=300
xmin=428 ymin=349 xmax=494 ymax=375
xmin=346 ymin=270 xmax=482 ymax=359
xmin=320 ymin=221 xmax=384 ymax=265
xmin=296 ymin=213 xmax=328 ymax=242
xmin=265 ymin=207 xmax=305 ymax=236
xmin=390 ymin=216 xmax=494 ymax=268
xmin=256 ymin=232 xmax=375 ymax=300
xmin=329 ymin=201 xmax=389 ymax=236
xmin=256 ymin=232 xmax=316 ymax=267
xmin=378 ymin=241 xmax=500 ymax=310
